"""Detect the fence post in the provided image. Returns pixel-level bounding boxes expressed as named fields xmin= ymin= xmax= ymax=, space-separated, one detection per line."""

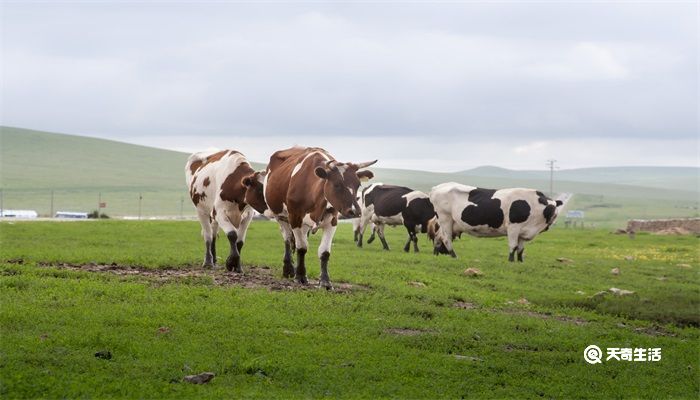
xmin=138 ymin=193 xmax=142 ymax=220
xmin=97 ymin=192 xmax=101 ymax=219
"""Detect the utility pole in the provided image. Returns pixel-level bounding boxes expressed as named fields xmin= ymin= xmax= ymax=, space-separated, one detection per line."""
xmin=138 ymin=193 xmax=143 ymax=220
xmin=546 ymin=159 xmax=558 ymax=197
xmin=97 ymin=192 xmax=101 ymax=219
xmin=180 ymin=196 xmax=184 ymax=220
xmin=50 ymin=190 xmax=54 ymax=218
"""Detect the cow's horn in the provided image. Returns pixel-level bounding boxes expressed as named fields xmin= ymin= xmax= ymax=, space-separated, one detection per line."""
xmin=326 ymin=160 xmax=338 ymax=169
xmin=355 ymin=160 xmax=377 ymax=169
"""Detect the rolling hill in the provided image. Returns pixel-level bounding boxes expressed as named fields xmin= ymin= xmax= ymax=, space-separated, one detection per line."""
xmin=1 ymin=126 xmax=698 ymax=227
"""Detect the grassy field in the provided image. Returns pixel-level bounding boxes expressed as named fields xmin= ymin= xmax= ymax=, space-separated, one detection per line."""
xmin=0 ymin=220 xmax=698 ymax=399
xmin=2 ymin=126 xmax=697 ymax=227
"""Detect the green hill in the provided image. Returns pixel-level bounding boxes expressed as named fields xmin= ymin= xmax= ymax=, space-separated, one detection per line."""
xmin=1 ymin=126 xmax=698 ymax=226
xmin=458 ymin=165 xmax=698 ymax=191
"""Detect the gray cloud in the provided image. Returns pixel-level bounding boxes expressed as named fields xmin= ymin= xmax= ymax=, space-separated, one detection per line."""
xmin=1 ymin=2 xmax=697 ymax=169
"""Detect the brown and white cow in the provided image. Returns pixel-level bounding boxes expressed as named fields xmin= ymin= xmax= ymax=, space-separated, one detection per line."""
xmin=185 ymin=150 xmax=267 ymax=271
xmin=263 ymin=147 xmax=376 ymax=289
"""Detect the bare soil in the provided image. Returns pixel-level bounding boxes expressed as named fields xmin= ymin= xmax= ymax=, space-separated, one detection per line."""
xmin=35 ymin=262 xmax=365 ymax=293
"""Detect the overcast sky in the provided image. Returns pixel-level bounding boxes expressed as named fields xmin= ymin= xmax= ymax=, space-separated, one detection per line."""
xmin=1 ymin=1 xmax=698 ymax=171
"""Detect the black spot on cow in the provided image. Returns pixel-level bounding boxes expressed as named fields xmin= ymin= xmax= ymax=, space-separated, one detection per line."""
xmin=403 ymin=197 xmax=436 ymax=233
xmin=509 ymin=200 xmax=531 ymax=224
xmin=543 ymin=204 xmax=556 ymax=224
xmin=536 ymin=191 xmax=549 ymax=206
xmin=461 ymin=188 xmax=504 ymax=229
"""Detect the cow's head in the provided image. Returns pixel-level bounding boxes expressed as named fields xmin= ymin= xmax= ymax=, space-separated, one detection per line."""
xmin=427 ymin=216 xmax=456 ymax=255
xmin=315 ymin=160 xmax=376 ymax=218
xmin=241 ymin=170 xmax=268 ymax=214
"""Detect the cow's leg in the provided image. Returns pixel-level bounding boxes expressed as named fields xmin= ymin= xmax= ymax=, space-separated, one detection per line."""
xmin=196 ymin=208 xmax=215 ymax=268
xmin=507 ymin=229 xmax=520 ymax=263
xmin=352 ymin=218 xmax=360 ymax=243
xmin=210 ymin=217 xmax=219 ymax=264
xmin=367 ymin=223 xmax=377 ymax=244
xmin=376 ymin=224 xmax=390 ymax=250
xmin=214 ymin=203 xmax=243 ymax=273
xmin=412 ymin=230 xmax=420 ymax=253
xmin=435 ymin=215 xmax=457 ymax=257
xmin=516 ymin=238 xmax=526 ymax=262
xmin=403 ymin=225 xmax=413 ymax=253
xmin=278 ymin=220 xmax=296 ymax=278
xmin=290 ymin=214 xmax=310 ymax=285
xmin=357 ymin=211 xmax=372 ymax=248
xmin=317 ymin=219 xmax=337 ymax=290
xmin=235 ymin=209 xmax=254 ymax=258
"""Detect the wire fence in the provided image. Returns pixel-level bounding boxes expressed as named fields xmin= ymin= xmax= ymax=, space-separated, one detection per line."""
xmin=0 ymin=189 xmax=198 ymax=219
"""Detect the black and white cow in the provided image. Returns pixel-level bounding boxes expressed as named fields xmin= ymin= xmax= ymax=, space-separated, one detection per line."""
xmin=429 ymin=182 xmax=563 ymax=261
xmin=357 ymin=183 xmax=436 ymax=252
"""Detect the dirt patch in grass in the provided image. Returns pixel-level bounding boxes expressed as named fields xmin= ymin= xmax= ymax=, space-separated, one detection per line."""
xmin=616 ymin=323 xmax=677 ymax=337
xmin=453 ymin=301 xmax=478 ymax=310
xmin=35 ymin=262 xmax=366 ymax=293
xmin=384 ymin=328 xmax=433 ymax=336
xmin=497 ymin=309 xmax=588 ymax=326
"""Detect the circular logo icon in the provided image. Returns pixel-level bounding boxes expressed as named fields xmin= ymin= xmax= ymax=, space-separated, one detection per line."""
xmin=584 ymin=345 xmax=603 ymax=364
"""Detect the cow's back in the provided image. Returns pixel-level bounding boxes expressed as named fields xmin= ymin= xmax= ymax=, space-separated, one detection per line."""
xmin=365 ymin=185 xmax=412 ymax=217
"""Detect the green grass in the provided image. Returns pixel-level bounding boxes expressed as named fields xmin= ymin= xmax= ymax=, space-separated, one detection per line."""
xmin=0 ymin=220 xmax=698 ymax=398
xmin=2 ymin=126 xmax=698 ymax=227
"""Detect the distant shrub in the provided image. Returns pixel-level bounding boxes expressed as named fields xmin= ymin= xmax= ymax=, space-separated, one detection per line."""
xmin=88 ymin=210 xmax=110 ymax=219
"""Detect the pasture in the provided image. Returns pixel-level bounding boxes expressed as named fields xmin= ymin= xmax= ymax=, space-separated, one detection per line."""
xmin=0 ymin=220 xmax=698 ymax=399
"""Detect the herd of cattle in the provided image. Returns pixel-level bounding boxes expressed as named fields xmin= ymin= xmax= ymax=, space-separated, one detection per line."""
xmin=186 ymin=147 xmax=564 ymax=289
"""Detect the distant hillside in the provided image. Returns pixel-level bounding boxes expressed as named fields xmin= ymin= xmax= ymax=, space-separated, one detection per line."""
xmin=458 ymin=166 xmax=698 ymax=192
xmin=1 ymin=126 xmax=697 ymax=226
xmin=0 ymin=126 xmax=263 ymax=190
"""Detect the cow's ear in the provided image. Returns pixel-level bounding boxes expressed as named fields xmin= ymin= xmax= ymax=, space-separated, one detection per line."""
xmin=556 ymin=200 xmax=563 ymax=207
xmin=357 ymin=170 xmax=374 ymax=182
xmin=315 ymin=167 xmax=328 ymax=179
xmin=242 ymin=174 xmax=254 ymax=187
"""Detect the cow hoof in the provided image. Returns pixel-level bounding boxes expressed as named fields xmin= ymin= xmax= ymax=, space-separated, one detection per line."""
xmin=296 ymin=275 xmax=309 ymax=285
xmin=319 ymin=281 xmax=333 ymax=291
xmin=225 ymin=256 xmax=240 ymax=272
xmin=449 ymin=250 xmax=457 ymax=258
xmin=282 ymin=264 xmax=295 ymax=278
xmin=202 ymin=263 xmax=215 ymax=269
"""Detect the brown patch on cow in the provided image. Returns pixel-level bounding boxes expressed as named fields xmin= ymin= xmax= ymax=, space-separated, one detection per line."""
xmin=220 ymin=162 xmax=255 ymax=206
xmin=203 ymin=177 xmax=210 ymax=187
xmin=204 ymin=150 xmax=228 ymax=165
xmin=384 ymin=328 xmax=433 ymax=336
xmin=36 ymin=262 xmax=366 ymax=293
xmin=189 ymin=159 xmax=203 ymax=175
xmin=189 ymin=177 xmax=206 ymax=206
